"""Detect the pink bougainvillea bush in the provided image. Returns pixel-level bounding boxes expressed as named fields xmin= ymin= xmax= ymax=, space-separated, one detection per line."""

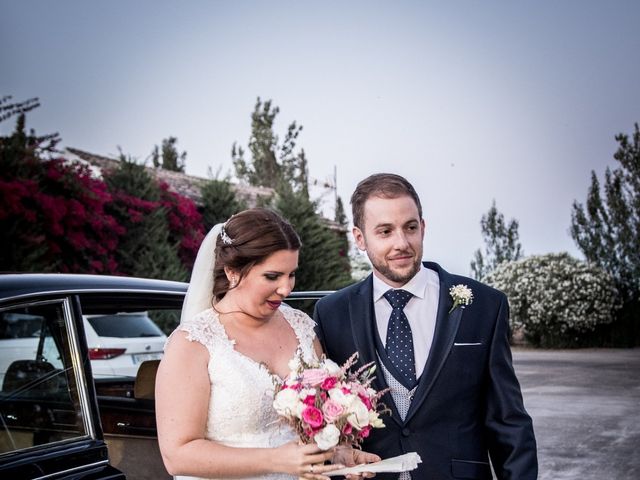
xmin=0 ymin=154 xmax=123 ymax=274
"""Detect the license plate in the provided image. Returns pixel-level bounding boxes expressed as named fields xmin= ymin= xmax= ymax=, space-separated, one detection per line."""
xmin=132 ymin=352 xmax=163 ymax=364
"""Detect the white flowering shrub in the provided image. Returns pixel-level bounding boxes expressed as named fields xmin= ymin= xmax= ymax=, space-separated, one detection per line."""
xmin=486 ymin=253 xmax=620 ymax=347
xmin=350 ymin=250 xmax=372 ymax=282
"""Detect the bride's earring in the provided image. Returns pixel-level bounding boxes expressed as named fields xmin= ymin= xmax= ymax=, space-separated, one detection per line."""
xmin=230 ymin=276 xmax=237 ymax=288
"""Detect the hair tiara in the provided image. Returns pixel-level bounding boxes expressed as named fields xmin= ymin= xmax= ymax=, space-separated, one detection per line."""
xmin=220 ymin=224 xmax=234 ymax=245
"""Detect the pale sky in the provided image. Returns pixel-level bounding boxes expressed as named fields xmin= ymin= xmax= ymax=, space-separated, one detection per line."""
xmin=2 ymin=1 xmax=639 ymax=276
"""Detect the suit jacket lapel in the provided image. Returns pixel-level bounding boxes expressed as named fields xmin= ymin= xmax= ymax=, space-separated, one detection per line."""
xmin=404 ymin=263 xmax=463 ymax=424
xmin=348 ymin=276 xmax=380 ymax=382
xmin=348 ymin=276 xmax=403 ymax=426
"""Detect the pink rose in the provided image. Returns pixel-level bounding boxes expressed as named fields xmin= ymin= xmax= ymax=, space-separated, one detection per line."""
xmin=358 ymin=393 xmax=372 ymax=409
xmin=302 ymin=406 xmax=324 ymax=428
xmin=302 ymin=368 xmax=329 ymax=386
xmin=321 ymin=376 xmax=338 ymax=390
xmin=321 ymin=399 xmax=344 ymax=423
xmin=358 ymin=425 xmax=372 ymax=438
xmin=351 ymin=383 xmax=368 ymax=397
xmin=342 ymin=423 xmax=352 ymax=435
xmin=303 ymin=395 xmax=316 ymax=406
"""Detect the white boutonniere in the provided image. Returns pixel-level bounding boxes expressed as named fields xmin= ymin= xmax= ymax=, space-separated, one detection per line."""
xmin=448 ymin=284 xmax=473 ymax=314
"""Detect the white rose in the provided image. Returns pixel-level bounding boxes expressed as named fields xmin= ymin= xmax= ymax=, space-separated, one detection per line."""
xmin=369 ymin=410 xmax=384 ymax=428
xmin=299 ymin=388 xmax=316 ymax=399
xmin=297 ymin=388 xmax=316 ymax=417
xmin=347 ymin=398 xmax=370 ymax=429
xmin=328 ymin=388 xmax=355 ymax=407
xmin=273 ymin=388 xmax=301 ymax=417
xmin=322 ymin=358 xmax=342 ymax=376
xmin=314 ymin=423 xmax=340 ymax=450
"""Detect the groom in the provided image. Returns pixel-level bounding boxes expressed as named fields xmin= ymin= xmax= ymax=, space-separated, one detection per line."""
xmin=314 ymin=173 xmax=537 ymax=479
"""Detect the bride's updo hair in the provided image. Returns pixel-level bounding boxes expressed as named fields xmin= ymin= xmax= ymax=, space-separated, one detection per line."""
xmin=212 ymin=208 xmax=301 ymax=301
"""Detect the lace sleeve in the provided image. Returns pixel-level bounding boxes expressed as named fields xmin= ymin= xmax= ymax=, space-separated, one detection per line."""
xmin=166 ymin=308 xmax=221 ymax=353
xmin=282 ymin=305 xmax=319 ymax=363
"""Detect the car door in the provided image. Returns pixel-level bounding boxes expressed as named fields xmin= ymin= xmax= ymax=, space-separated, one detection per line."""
xmin=0 ymin=295 xmax=125 ymax=479
xmin=78 ymin=290 xmax=185 ymax=480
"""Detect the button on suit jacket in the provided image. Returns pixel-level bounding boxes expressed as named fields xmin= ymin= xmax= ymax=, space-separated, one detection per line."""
xmin=313 ymin=262 xmax=537 ymax=480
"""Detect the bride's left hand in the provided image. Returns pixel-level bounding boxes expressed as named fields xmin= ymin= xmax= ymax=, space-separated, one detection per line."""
xmin=331 ymin=446 xmax=381 ymax=479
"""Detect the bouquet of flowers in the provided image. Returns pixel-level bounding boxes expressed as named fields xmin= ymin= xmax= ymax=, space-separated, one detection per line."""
xmin=273 ymin=352 xmax=389 ymax=450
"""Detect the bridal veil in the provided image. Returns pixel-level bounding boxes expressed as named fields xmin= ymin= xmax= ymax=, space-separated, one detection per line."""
xmin=179 ymin=223 xmax=223 ymax=325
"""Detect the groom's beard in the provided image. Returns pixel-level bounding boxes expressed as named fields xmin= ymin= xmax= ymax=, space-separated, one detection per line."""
xmin=368 ymin=250 xmax=422 ymax=286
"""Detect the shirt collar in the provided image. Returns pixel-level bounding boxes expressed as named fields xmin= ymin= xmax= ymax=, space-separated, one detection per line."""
xmin=373 ymin=264 xmax=429 ymax=303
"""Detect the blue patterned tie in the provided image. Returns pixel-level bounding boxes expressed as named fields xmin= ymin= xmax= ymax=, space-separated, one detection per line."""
xmin=383 ymin=289 xmax=416 ymax=389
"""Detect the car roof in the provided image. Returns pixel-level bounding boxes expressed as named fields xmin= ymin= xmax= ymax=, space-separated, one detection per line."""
xmin=0 ymin=273 xmax=333 ymax=305
xmin=0 ymin=273 xmax=188 ymax=303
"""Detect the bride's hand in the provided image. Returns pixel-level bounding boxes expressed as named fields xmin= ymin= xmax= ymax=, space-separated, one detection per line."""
xmin=332 ymin=446 xmax=381 ymax=479
xmin=273 ymin=441 xmax=342 ymax=480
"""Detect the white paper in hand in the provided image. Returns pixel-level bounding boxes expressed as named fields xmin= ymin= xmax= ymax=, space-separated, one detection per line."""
xmin=326 ymin=452 xmax=422 ymax=476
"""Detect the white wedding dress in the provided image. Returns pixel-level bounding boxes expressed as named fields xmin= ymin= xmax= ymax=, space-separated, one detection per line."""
xmin=172 ymin=303 xmax=318 ymax=480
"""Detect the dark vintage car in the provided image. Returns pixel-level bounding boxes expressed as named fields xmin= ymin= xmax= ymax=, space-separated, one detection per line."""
xmin=0 ymin=273 xmax=328 ymax=479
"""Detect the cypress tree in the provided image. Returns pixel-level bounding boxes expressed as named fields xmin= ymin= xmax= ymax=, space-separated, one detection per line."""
xmin=150 ymin=136 xmax=186 ymax=172
xmin=470 ymin=200 xmax=523 ymax=281
xmin=103 ymin=155 xmax=188 ymax=281
xmin=276 ymin=189 xmax=351 ymax=291
xmin=233 ymin=98 xmax=352 ymax=288
xmin=571 ymin=123 xmax=640 ymax=304
xmin=200 ymin=178 xmax=247 ymax=230
xmin=571 ymin=123 xmax=640 ymax=345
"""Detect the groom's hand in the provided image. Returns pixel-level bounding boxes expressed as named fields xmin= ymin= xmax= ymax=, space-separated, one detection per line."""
xmin=332 ymin=446 xmax=381 ymax=479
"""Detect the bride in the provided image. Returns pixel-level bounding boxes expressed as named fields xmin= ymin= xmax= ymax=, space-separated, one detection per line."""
xmin=156 ymin=208 xmax=379 ymax=480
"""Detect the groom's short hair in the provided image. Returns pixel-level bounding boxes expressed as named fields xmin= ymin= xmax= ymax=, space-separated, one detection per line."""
xmin=351 ymin=173 xmax=423 ymax=230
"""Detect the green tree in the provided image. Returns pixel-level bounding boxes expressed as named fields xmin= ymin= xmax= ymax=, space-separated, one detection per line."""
xmin=0 ymin=95 xmax=40 ymax=123
xmin=571 ymin=124 xmax=639 ymax=304
xmin=200 ymin=178 xmax=247 ymax=230
xmin=470 ymin=200 xmax=523 ymax=281
xmin=333 ymin=195 xmax=351 ymax=279
xmin=103 ymin=154 xmax=188 ymax=281
xmin=232 ymin=97 xmax=308 ymax=194
xmin=282 ymin=144 xmax=309 ymax=198
xmin=233 ymin=98 xmax=351 ymax=287
xmin=151 ymin=136 xmax=186 ymax=172
xmin=0 ymin=96 xmax=60 ymax=167
xmin=276 ymin=189 xmax=351 ymax=291
xmin=335 ymin=196 xmax=348 ymax=226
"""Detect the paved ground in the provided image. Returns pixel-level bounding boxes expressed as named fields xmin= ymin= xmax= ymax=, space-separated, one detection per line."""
xmin=512 ymin=348 xmax=640 ymax=480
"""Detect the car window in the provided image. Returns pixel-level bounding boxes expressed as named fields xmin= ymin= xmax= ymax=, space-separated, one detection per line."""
xmin=0 ymin=313 xmax=43 ymax=339
xmin=0 ymin=300 xmax=91 ymax=455
xmin=86 ymin=313 xmax=164 ymax=338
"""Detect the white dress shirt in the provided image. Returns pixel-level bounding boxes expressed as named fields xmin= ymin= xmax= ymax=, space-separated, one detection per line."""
xmin=373 ymin=264 xmax=440 ymax=379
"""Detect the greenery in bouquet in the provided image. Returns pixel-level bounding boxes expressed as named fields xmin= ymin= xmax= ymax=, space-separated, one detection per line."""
xmin=273 ymin=352 xmax=389 ymax=450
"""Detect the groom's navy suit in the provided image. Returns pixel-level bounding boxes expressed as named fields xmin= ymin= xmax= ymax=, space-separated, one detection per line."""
xmin=314 ymin=262 xmax=537 ymax=480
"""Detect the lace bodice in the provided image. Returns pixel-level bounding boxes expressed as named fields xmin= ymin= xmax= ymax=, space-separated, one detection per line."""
xmin=170 ymin=304 xmax=318 ymax=480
